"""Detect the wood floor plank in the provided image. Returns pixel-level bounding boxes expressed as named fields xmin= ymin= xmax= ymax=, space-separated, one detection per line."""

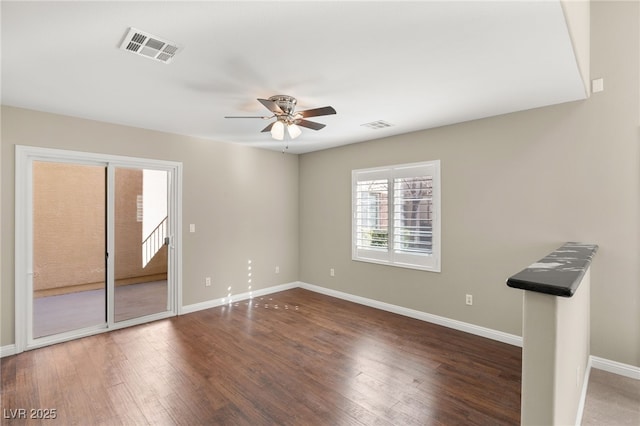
xmin=0 ymin=288 xmax=522 ymax=425
xmin=104 ymin=383 xmax=151 ymax=425
xmin=0 ymin=356 xmax=17 ymax=389
xmin=11 ymin=351 xmax=41 ymax=420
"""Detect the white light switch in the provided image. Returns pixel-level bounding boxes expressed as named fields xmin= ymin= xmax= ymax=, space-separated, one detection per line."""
xmin=592 ymin=78 xmax=604 ymax=93
xmin=189 ymin=224 xmax=195 ymax=233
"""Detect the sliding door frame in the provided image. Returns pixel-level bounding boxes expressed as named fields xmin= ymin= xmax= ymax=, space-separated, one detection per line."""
xmin=15 ymin=145 xmax=183 ymax=353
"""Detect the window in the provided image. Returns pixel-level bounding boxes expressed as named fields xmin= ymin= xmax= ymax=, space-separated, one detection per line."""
xmin=352 ymin=161 xmax=440 ymax=272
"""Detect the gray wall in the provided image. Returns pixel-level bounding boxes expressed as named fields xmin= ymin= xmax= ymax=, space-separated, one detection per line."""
xmin=299 ymin=1 xmax=639 ymax=367
xmin=1 ymin=106 xmax=300 ymax=346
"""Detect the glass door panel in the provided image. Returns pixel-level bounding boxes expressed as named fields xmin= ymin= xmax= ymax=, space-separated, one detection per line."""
xmin=32 ymin=161 xmax=106 ymax=338
xmin=114 ymin=168 xmax=169 ymax=322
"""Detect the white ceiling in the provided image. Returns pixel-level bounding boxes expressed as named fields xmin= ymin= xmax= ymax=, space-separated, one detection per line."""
xmin=1 ymin=1 xmax=586 ymax=154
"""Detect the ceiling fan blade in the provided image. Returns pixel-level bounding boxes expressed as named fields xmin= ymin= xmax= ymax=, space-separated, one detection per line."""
xmin=261 ymin=122 xmax=275 ymax=133
xmin=296 ymin=119 xmax=326 ymax=131
xmin=257 ymin=98 xmax=285 ymax=115
xmin=298 ymin=106 xmax=336 ymax=118
xmin=224 ymin=116 xmax=271 ymax=119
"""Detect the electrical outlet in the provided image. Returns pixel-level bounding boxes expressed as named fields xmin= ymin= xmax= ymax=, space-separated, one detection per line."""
xmin=330 ymin=268 xmax=335 ymax=277
xmin=465 ymin=294 xmax=473 ymax=305
xmin=205 ymin=277 xmax=211 ymax=287
xmin=275 ymin=266 xmax=280 ymax=274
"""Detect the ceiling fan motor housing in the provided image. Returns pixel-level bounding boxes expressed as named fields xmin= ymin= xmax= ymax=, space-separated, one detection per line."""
xmin=269 ymin=95 xmax=297 ymax=116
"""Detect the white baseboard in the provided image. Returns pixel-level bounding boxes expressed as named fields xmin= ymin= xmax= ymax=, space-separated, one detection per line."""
xmin=576 ymin=357 xmax=640 ymax=424
xmin=298 ymin=282 xmax=523 ymax=347
xmin=181 ymin=281 xmax=299 ymax=315
xmin=591 ymin=355 xmax=640 ymax=380
xmin=0 ymin=344 xmax=17 ymax=358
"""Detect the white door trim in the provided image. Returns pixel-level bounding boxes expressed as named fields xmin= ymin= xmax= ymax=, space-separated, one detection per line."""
xmin=15 ymin=145 xmax=183 ymax=353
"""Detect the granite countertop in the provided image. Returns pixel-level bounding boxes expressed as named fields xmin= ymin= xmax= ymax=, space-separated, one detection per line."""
xmin=506 ymin=242 xmax=598 ymax=297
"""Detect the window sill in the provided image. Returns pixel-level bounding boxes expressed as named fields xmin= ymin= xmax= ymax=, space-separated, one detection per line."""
xmin=352 ymin=256 xmax=441 ymax=273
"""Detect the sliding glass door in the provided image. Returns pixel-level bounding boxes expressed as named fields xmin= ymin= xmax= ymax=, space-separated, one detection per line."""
xmin=32 ymin=161 xmax=107 ymax=338
xmin=113 ymin=167 xmax=169 ymax=323
xmin=16 ymin=146 xmax=182 ymax=351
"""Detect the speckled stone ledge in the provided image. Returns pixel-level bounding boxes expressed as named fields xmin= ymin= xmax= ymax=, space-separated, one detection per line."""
xmin=507 ymin=242 xmax=598 ymax=297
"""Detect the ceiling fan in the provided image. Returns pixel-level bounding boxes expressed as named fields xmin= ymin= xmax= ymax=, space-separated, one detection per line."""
xmin=225 ymin=95 xmax=336 ymax=140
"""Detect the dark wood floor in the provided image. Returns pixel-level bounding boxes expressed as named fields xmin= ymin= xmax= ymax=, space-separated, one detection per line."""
xmin=1 ymin=288 xmax=522 ymax=425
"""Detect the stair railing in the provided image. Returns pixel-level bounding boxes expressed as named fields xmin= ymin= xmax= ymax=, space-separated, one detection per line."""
xmin=142 ymin=216 xmax=168 ymax=267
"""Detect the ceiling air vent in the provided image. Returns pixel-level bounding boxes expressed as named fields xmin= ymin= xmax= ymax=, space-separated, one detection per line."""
xmin=361 ymin=120 xmax=393 ymax=130
xmin=119 ymin=27 xmax=180 ymax=64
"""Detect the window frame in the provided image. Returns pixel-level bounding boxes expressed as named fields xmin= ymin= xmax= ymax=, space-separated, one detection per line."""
xmin=352 ymin=160 xmax=441 ymax=272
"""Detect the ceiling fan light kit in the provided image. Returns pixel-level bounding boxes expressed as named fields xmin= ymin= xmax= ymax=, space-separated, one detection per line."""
xmin=271 ymin=120 xmax=285 ymax=140
xmin=225 ymin=95 xmax=336 ymax=141
xmin=287 ymin=123 xmax=302 ymax=139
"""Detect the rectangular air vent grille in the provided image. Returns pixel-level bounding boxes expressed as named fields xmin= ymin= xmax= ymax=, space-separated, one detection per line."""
xmin=361 ymin=120 xmax=393 ymax=129
xmin=119 ymin=27 xmax=181 ymax=64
